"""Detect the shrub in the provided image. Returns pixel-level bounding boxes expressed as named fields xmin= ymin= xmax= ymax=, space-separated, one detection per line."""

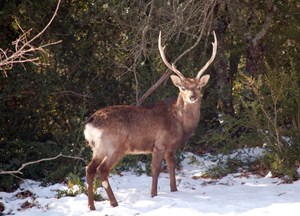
xmin=57 ymin=173 xmax=104 ymax=201
xmin=238 ymin=63 xmax=300 ymax=179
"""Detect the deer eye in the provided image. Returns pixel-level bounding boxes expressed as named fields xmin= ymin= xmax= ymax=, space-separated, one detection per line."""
xmin=181 ymin=86 xmax=187 ymax=91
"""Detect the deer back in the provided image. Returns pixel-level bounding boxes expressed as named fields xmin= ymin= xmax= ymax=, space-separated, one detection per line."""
xmin=84 ymin=99 xmax=188 ymax=155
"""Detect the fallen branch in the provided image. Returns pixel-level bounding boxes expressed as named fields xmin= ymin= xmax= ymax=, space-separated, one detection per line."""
xmin=0 ymin=153 xmax=86 ymax=175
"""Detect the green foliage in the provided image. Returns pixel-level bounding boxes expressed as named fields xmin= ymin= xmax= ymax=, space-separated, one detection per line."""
xmin=202 ymin=150 xmax=265 ymax=179
xmin=200 ymin=53 xmax=300 ymax=180
xmin=237 ymin=61 xmax=300 ymax=179
xmin=56 ymin=173 xmax=104 ymax=201
xmin=187 ymin=155 xmax=204 ymax=167
xmin=200 ymin=154 xmax=253 ymax=179
xmin=203 ymin=160 xmax=238 ymax=179
xmin=262 ymin=148 xmax=300 ymax=181
xmin=113 ymin=155 xmax=152 ymax=176
xmin=202 ymin=114 xmax=264 ymax=155
xmin=113 ymin=152 xmax=185 ymax=176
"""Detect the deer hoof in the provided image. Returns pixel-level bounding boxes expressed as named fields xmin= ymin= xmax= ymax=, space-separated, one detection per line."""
xmin=151 ymin=193 xmax=157 ymax=198
xmin=110 ymin=202 xmax=118 ymax=207
xmin=89 ymin=205 xmax=96 ymax=211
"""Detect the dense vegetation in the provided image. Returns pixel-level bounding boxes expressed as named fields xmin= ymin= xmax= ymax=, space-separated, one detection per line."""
xmin=0 ymin=0 xmax=299 ymax=190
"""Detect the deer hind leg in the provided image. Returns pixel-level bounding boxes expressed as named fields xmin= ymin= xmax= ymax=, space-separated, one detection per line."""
xmin=151 ymin=150 xmax=164 ymax=197
xmin=96 ymin=156 xmax=120 ymax=207
xmin=165 ymin=151 xmax=178 ymax=192
xmin=86 ymin=158 xmax=101 ymax=210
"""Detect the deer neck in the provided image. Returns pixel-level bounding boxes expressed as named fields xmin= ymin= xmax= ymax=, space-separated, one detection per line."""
xmin=175 ymin=95 xmax=201 ymax=133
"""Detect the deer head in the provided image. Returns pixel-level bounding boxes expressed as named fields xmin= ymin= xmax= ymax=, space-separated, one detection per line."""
xmin=158 ymin=31 xmax=217 ymax=104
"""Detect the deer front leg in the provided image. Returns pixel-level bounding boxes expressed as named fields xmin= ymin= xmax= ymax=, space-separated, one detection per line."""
xmin=165 ymin=151 xmax=177 ymax=192
xmin=151 ymin=150 xmax=164 ymax=197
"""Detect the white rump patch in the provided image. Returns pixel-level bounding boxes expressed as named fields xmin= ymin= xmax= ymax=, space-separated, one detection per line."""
xmin=84 ymin=124 xmax=103 ymax=150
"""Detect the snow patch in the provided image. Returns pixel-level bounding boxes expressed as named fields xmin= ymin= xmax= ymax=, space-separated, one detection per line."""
xmin=1 ymin=148 xmax=300 ymax=216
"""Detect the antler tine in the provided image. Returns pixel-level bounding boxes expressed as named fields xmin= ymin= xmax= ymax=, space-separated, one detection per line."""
xmin=158 ymin=31 xmax=185 ymax=80
xmin=196 ymin=31 xmax=218 ymax=80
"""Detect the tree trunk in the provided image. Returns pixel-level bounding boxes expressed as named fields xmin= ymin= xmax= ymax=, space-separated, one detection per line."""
xmin=213 ymin=1 xmax=234 ymax=115
xmin=245 ymin=0 xmax=276 ymax=76
xmin=245 ymin=39 xmax=265 ymax=76
xmin=214 ymin=38 xmax=234 ymax=115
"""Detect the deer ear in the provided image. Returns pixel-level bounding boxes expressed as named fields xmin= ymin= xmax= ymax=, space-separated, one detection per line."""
xmin=170 ymin=75 xmax=182 ymax=88
xmin=199 ymin=75 xmax=210 ymax=87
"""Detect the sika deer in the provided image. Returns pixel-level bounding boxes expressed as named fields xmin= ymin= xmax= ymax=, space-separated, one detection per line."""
xmin=84 ymin=31 xmax=217 ymax=209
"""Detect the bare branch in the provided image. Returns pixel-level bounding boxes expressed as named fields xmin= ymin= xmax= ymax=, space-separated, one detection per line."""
xmin=252 ymin=0 xmax=276 ymax=45
xmin=50 ymin=90 xmax=94 ymax=99
xmin=27 ymin=0 xmax=61 ymax=45
xmin=0 ymin=153 xmax=86 ymax=175
xmin=0 ymin=0 xmax=62 ymax=76
xmin=137 ymin=0 xmax=217 ymax=105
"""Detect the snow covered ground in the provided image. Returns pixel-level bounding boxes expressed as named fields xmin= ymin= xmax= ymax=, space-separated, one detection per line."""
xmin=1 ymin=148 xmax=300 ymax=216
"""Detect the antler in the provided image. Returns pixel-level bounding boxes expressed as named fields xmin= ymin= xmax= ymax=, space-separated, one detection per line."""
xmin=196 ymin=31 xmax=217 ymax=80
xmin=158 ymin=31 xmax=185 ymax=80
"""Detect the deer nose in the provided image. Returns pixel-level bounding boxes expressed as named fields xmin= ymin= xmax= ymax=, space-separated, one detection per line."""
xmin=190 ymin=95 xmax=196 ymax=101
